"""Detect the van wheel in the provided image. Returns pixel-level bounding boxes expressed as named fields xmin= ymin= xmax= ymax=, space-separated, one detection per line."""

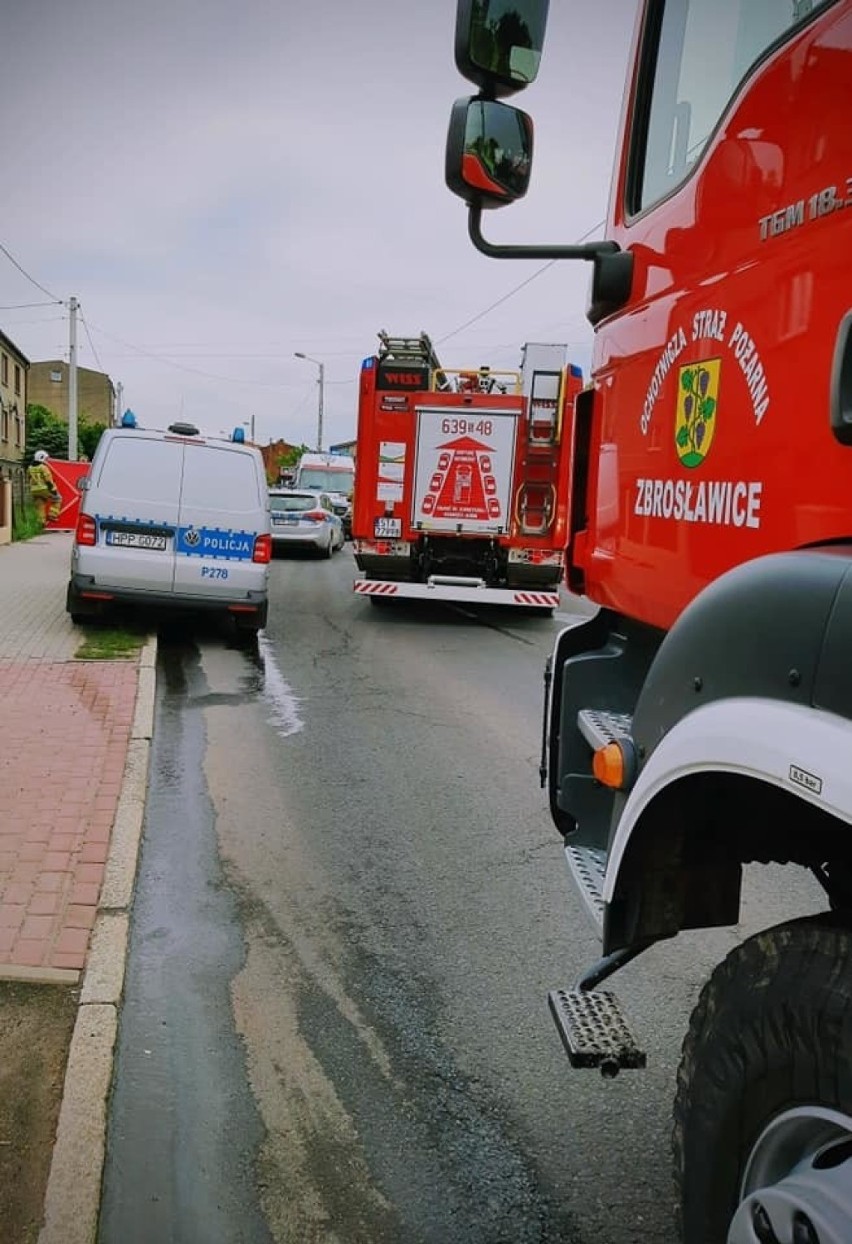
xmin=673 ymin=915 xmax=852 ymax=1243
xmin=231 ymin=621 xmax=260 ymax=649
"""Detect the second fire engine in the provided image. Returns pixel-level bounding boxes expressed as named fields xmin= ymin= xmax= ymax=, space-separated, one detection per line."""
xmin=351 ymin=330 xmax=581 ymax=610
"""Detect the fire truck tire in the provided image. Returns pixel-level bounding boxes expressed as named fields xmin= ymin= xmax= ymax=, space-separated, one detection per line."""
xmin=672 ymin=915 xmax=852 ymax=1244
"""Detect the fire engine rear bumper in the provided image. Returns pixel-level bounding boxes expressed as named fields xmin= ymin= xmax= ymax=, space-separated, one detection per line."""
xmin=353 ymin=576 xmax=560 ymax=608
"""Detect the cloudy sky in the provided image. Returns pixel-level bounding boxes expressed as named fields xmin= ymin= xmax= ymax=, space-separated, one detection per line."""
xmin=3 ymin=0 xmax=639 ymax=449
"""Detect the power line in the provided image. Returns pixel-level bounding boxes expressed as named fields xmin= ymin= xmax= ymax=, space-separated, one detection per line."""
xmin=0 ymin=301 xmax=60 ymax=310
xmin=436 ymin=216 xmax=607 ymax=346
xmin=0 ymin=242 xmax=63 ymax=303
xmin=1 ymin=316 xmax=65 ymax=326
xmin=83 ymin=319 xmax=300 ymax=390
xmin=78 ymin=309 xmax=106 ymax=374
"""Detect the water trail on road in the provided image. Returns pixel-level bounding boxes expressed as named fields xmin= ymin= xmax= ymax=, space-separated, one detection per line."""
xmin=257 ymin=633 xmax=304 ymax=738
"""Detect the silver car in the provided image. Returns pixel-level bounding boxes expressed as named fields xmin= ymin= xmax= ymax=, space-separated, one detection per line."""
xmin=268 ymin=489 xmax=344 ymax=557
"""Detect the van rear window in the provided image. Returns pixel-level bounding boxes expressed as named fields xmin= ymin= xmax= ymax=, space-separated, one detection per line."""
xmin=95 ymin=438 xmax=183 ymax=505
xmin=180 ymin=446 xmax=260 ymax=514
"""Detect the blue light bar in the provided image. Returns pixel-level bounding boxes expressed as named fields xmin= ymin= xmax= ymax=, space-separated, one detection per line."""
xmin=121 ymin=409 xmax=137 ymax=428
xmin=232 ymin=426 xmax=245 ymax=443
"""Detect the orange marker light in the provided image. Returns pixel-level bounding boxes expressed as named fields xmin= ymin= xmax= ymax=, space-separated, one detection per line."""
xmin=593 ymin=742 xmax=626 ymax=789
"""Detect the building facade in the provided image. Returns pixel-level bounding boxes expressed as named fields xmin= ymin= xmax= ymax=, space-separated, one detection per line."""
xmin=260 ymin=438 xmax=300 ymax=484
xmin=28 ymin=360 xmax=115 ymax=427
xmin=0 ymin=329 xmax=29 ymax=543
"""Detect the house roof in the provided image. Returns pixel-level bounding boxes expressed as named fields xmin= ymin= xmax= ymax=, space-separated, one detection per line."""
xmin=0 ymin=327 xmax=30 ymax=367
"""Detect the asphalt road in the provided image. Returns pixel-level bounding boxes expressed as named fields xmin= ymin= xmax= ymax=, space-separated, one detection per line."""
xmin=99 ymin=548 xmax=825 ymax=1244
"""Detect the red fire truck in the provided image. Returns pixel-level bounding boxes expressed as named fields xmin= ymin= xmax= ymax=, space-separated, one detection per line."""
xmin=446 ymin=1 xmax=852 ymax=1239
xmin=351 ymin=330 xmax=582 ymax=610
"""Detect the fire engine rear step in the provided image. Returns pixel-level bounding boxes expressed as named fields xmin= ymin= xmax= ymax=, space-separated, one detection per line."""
xmin=548 ymin=988 xmax=646 ymax=1077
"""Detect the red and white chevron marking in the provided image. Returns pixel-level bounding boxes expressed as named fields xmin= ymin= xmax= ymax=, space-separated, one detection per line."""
xmin=353 ymin=580 xmax=399 ymax=596
xmin=512 ymin=591 xmax=560 ymax=607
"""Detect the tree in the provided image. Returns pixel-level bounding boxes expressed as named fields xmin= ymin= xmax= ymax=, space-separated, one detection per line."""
xmin=78 ymin=418 xmax=107 ymax=462
xmin=277 ymin=442 xmax=311 ymax=470
xmin=25 ymin=405 xmax=68 ymax=463
xmin=24 ymin=403 xmax=107 ymax=464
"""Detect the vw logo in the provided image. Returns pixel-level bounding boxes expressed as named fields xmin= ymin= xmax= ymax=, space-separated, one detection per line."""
xmin=184 ymin=528 xmax=201 ymax=547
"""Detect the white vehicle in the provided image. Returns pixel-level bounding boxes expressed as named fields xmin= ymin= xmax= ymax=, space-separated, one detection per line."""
xmin=268 ymin=488 xmax=344 ymax=557
xmin=67 ymin=419 xmax=271 ymax=633
xmin=293 ymin=452 xmax=355 ymax=536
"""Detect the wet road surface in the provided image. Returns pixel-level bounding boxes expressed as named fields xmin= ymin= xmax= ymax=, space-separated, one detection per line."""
xmin=99 ymin=549 xmax=825 ymax=1243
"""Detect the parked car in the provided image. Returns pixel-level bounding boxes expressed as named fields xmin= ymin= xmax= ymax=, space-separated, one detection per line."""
xmin=67 ymin=420 xmax=271 ymax=633
xmin=293 ymin=452 xmax=354 ymax=538
xmin=268 ymin=489 xmax=344 ymax=557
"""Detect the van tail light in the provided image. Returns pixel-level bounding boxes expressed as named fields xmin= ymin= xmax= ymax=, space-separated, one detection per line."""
xmin=75 ymin=514 xmax=97 ymax=546
xmin=253 ymin=534 xmax=272 ymax=564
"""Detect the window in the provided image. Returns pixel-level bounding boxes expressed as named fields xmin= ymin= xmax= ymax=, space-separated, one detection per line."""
xmin=95 ymin=438 xmax=184 ymax=505
xmin=635 ymin=0 xmax=833 ymax=212
xmin=0 ymin=403 xmax=8 ymax=444
xmin=180 ymin=446 xmax=260 ymax=514
xmin=1 ymin=355 xmax=7 ymax=386
xmin=14 ymin=365 xmax=21 ymax=396
xmin=50 ymin=369 xmax=62 ymax=383
xmin=270 ymin=493 xmax=319 ymax=513
xmin=298 ymin=468 xmax=354 ymax=493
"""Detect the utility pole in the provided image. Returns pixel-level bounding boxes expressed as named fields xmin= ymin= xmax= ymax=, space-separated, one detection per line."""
xmin=317 ymin=365 xmax=324 ymax=453
xmin=115 ymin=381 xmax=123 ymax=428
xmin=293 ymin=353 xmax=325 ymax=451
xmin=68 ymin=296 xmax=78 ymax=461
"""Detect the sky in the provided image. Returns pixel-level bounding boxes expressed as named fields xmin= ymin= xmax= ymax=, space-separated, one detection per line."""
xmin=3 ymin=0 xmax=640 ymax=450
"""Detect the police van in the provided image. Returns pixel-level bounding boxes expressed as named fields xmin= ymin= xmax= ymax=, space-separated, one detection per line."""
xmin=67 ymin=419 xmax=271 ymax=632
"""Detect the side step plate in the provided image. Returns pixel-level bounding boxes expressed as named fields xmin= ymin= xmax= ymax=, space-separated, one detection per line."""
xmin=548 ymin=988 xmax=646 ymax=1077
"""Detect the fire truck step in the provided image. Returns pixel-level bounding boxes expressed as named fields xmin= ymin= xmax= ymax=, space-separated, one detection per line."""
xmin=577 ymin=708 xmax=633 ymax=750
xmin=564 ymin=844 xmax=606 ymax=927
xmin=548 ymin=988 xmax=646 ymax=1076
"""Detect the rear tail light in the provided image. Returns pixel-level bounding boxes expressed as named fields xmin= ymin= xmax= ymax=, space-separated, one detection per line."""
xmin=253 ymin=534 xmax=272 ymax=564
xmin=75 ymin=514 xmax=97 ymax=546
xmin=302 ymin=509 xmax=328 ymax=522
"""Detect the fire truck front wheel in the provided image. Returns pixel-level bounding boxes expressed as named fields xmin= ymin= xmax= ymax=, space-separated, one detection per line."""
xmin=672 ymin=915 xmax=852 ymax=1244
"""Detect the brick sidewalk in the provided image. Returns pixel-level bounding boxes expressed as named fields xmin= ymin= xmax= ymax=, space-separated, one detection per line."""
xmin=0 ymin=532 xmax=141 ymax=982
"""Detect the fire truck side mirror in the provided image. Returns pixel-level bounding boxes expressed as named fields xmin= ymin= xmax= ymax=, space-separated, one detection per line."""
xmin=454 ymin=0 xmax=549 ymax=97
xmin=446 ymin=96 xmax=533 ymax=208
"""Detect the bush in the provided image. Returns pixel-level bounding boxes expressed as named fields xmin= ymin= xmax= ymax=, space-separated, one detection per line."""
xmin=12 ymin=501 xmax=44 ymax=542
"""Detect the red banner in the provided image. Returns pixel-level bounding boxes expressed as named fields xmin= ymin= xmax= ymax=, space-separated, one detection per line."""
xmin=43 ymin=458 xmax=90 ymax=531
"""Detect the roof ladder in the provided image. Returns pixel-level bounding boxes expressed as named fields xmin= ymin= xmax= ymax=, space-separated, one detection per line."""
xmin=376 ymin=331 xmax=451 ymax=390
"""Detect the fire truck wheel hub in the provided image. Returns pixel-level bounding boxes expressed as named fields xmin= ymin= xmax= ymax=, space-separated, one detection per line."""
xmin=728 ymin=1106 xmax=852 ymax=1244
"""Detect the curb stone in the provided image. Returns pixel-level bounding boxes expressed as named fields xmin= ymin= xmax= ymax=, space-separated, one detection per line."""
xmin=38 ymin=634 xmax=158 ymax=1244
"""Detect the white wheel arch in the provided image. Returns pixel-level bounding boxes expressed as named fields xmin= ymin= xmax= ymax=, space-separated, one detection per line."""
xmin=604 ymin=697 xmax=852 ymax=903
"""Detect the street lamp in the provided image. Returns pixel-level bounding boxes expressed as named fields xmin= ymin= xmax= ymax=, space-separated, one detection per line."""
xmin=294 ymin=352 xmax=325 ymax=452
